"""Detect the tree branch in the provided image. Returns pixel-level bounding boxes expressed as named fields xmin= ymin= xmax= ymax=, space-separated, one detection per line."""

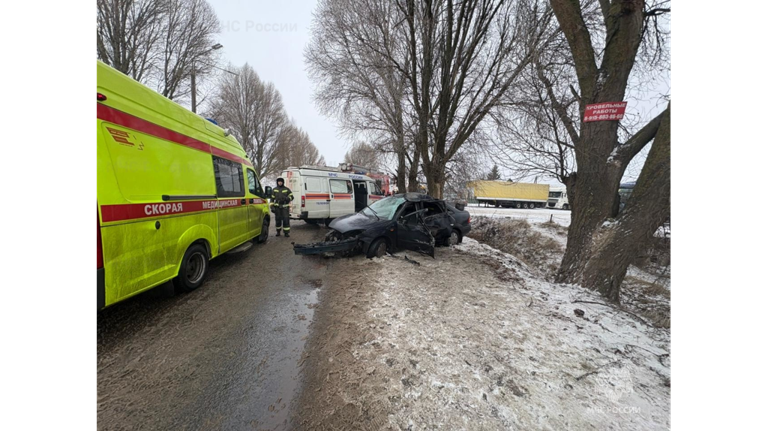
xmin=613 ymin=105 xmax=668 ymax=165
xmin=535 ymin=59 xmax=580 ymax=145
xmin=644 ymin=8 xmax=671 ymax=17
xmin=549 ymin=0 xmax=598 ymax=99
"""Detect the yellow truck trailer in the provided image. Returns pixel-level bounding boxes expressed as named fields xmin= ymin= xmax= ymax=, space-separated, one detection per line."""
xmin=469 ymin=180 xmax=550 ymax=209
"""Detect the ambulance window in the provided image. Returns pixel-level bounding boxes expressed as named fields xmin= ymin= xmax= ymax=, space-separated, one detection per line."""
xmin=247 ymin=169 xmax=262 ymax=195
xmin=305 ymin=177 xmax=328 ymax=192
xmin=213 ymin=156 xmax=245 ymax=197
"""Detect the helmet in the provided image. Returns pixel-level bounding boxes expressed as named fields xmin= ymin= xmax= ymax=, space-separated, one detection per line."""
xmin=276 ymin=177 xmax=285 ymax=185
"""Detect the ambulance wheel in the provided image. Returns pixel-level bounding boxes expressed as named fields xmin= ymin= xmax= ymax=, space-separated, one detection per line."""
xmin=173 ymin=244 xmax=209 ymax=293
xmin=256 ymin=217 xmax=270 ymax=244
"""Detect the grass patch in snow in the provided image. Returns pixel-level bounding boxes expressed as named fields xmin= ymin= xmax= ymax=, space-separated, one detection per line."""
xmin=467 ymin=216 xmax=563 ymax=277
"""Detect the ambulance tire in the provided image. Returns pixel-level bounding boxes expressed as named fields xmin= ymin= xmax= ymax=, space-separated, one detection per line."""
xmin=256 ymin=217 xmax=270 ymax=244
xmin=173 ymin=244 xmax=209 ymax=294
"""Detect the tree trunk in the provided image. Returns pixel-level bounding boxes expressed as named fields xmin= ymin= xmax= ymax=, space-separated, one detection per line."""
xmin=425 ymin=161 xmax=445 ymax=199
xmin=555 ymin=123 xmax=623 ymax=283
xmin=563 ymin=173 xmax=577 ymax=210
xmin=396 ymin=148 xmax=407 ymax=192
xmin=407 ymin=146 xmax=421 ymax=192
xmin=580 ymin=106 xmax=670 ymax=301
xmin=427 ymin=175 xmax=443 ymax=199
xmin=395 ymin=131 xmax=407 ymax=192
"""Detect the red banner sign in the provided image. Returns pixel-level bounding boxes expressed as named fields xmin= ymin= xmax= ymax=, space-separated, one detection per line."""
xmin=584 ymin=102 xmax=627 ymax=122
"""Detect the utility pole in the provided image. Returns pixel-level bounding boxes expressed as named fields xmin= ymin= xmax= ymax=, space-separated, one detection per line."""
xmin=191 ymin=68 xmax=197 ymax=113
xmin=191 ymin=43 xmax=223 ymax=114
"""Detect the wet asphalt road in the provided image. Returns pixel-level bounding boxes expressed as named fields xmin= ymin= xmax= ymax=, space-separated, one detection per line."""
xmin=97 ymin=221 xmax=329 ymax=431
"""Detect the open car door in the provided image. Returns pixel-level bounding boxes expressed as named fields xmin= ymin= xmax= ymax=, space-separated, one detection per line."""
xmin=396 ymin=206 xmax=435 ymax=257
xmin=421 ymin=201 xmax=456 ymax=245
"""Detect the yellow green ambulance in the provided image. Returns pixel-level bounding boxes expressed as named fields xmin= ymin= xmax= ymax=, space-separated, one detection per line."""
xmin=97 ymin=61 xmax=271 ymax=309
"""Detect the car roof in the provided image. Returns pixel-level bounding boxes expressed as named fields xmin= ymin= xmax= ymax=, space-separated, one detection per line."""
xmin=392 ymin=192 xmax=441 ymax=203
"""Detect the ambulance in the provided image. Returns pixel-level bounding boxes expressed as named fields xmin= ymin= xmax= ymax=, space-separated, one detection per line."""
xmin=97 ymin=61 xmax=271 ymax=309
xmin=282 ymin=166 xmax=387 ymax=224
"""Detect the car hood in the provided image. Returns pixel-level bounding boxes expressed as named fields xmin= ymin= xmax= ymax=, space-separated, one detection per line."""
xmin=329 ymin=212 xmax=390 ymax=233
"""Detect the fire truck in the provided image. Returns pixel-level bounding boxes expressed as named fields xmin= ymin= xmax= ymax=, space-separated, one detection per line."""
xmin=338 ymin=163 xmax=392 ymax=195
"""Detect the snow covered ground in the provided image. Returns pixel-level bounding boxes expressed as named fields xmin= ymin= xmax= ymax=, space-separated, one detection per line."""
xmin=363 ymin=241 xmax=670 ymax=429
xmin=466 ymin=204 xmax=572 ymax=226
xmin=299 ymin=237 xmax=671 ymax=430
xmin=298 ymin=208 xmax=670 ymax=430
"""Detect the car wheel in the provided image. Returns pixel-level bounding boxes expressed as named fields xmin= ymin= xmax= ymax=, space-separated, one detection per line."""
xmin=563 ymin=204 xmax=570 ymax=210
xmin=366 ymin=238 xmax=388 ymax=259
xmin=173 ymin=244 xmax=208 ymax=293
xmin=256 ymin=217 xmax=269 ymax=244
xmin=447 ymin=230 xmax=460 ymax=246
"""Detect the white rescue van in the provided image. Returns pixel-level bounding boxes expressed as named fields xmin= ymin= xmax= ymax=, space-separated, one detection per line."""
xmin=282 ymin=166 xmax=387 ymax=224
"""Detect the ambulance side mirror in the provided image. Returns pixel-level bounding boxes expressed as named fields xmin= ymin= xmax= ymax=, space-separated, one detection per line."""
xmin=264 ymin=186 xmax=272 ymax=198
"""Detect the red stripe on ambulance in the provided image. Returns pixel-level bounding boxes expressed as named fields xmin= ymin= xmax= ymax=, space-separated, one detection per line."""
xmin=97 ymin=103 xmax=253 ymax=168
xmin=100 ymin=199 xmax=253 ymax=223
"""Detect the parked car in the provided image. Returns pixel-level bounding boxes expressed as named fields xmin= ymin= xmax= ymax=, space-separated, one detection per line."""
xmin=293 ymin=193 xmax=471 ymax=258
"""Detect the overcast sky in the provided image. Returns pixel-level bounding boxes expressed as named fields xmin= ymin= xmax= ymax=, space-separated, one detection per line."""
xmin=208 ymin=0 xmax=348 ymax=165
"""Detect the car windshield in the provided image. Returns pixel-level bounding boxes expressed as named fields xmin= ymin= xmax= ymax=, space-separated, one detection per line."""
xmin=361 ymin=196 xmax=406 ymax=220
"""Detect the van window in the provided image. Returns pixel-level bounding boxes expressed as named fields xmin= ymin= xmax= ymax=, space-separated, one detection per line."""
xmin=213 ymin=156 xmax=245 ymax=197
xmin=247 ymin=169 xmax=262 ymax=196
xmin=305 ymin=177 xmax=328 ymax=192
xmin=330 ymin=179 xmax=353 ymax=194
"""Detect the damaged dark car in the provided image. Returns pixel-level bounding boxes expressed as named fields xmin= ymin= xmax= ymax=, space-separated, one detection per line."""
xmin=293 ymin=193 xmax=471 ymax=258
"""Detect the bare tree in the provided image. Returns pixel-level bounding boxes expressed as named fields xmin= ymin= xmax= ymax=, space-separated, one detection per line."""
xmin=251 ymin=81 xmax=287 ymax=179
xmin=443 ymin=144 xmax=487 ymax=199
xmin=274 ymin=122 xmax=326 ymax=169
xmin=306 ymin=0 xmax=414 ymax=191
xmin=307 ymin=0 xmax=552 ymax=198
xmin=207 ymin=63 xmax=259 ymax=163
xmin=391 ymin=0 xmax=552 ymax=198
xmin=544 ymin=0 xmax=671 ymax=301
xmin=488 ymin=38 xmax=579 ymax=191
xmin=97 ymin=0 xmax=166 ymax=82
xmin=344 ymin=142 xmax=381 ymax=170
xmin=97 ymin=0 xmax=222 ymax=105
xmin=208 ymin=64 xmax=292 ymax=179
xmin=158 ymin=0 xmax=220 ymax=100
xmin=292 ymin=128 xmax=327 ymax=167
